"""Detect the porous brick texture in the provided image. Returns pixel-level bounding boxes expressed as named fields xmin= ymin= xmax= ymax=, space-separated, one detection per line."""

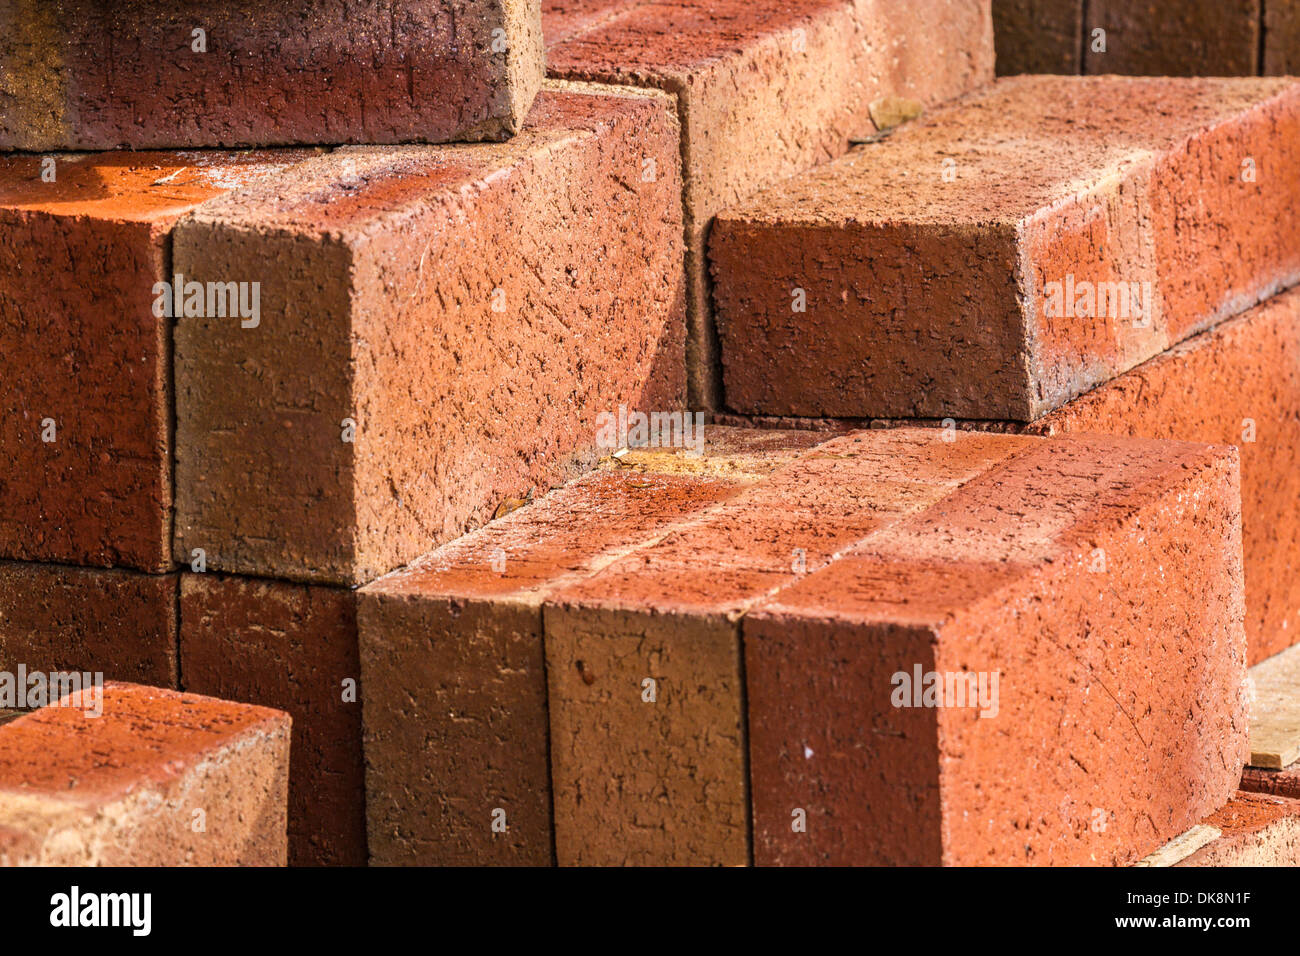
xmin=1175 ymin=792 xmax=1300 ymax=867
xmin=0 ymin=562 xmax=177 ymax=689
xmin=993 ymin=0 xmax=1081 ymax=74
xmin=359 ymin=428 xmax=825 ymax=865
xmin=0 ymin=0 xmax=544 ymax=150
xmin=1030 ymin=288 xmax=1300 ymax=664
xmin=174 ymin=83 xmax=686 ymax=586
xmin=0 ymin=151 xmax=310 ymax=571
xmin=365 ymin=427 xmax=1247 ymax=866
xmin=0 ymin=683 xmax=289 ymax=866
xmin=544 ymin=0 xmax=995 ymax=407
xmin=710 ymin=75 xmax=1300 ymax=421
xmin=1084 ymin=0 xmax=1260 ymax=77
xmin=1265 ymin=1 xmax=1300 ymax=75
xmin=179 ymin=574 xmax=365 ymax=867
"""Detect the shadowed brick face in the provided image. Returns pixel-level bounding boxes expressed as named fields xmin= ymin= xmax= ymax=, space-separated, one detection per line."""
xmin=0 ymin=0 xmax=544 ymax=149
xmin=1032 ymin=289 xmax=1300 ymax=664
xmin=993 ymin=0 xmax=1082 ymax=74
xmin=0 ymin=151 xmax=310 ymax=571
xmin=1084 ymin=0 xmax=1260 ymax=76
xmin=174 ymin=85 xmax=686 ymax=586
xmin=0 ymin=563 xmax=177 ymax=689
xmin=0 ymin=683 xmax=288 ymax=866
xmin=544 ymin=0 xmax=995 ymax=407
xmin=711 ymin=76 xmax=1300 ymax=421
xmin=180 ymin=574 xmax=365 ymax=867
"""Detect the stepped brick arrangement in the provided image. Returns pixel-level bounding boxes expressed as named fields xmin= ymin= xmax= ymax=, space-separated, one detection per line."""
xmin=994 ymin=0 xmax=1283 ymax=77
xmin=710 ymin=75 xmax=1300 ymax=421
xmin=174 ymin=83 xmax=685 ymax=586
xmin=0 ymin=0 xmax=1295 ymax=872
xmin=0 ymin=683 xmax=289 ymax=866
xmin=543 ymin=0 xmax=995 ymax=406
xmin=0 ymin=0 xmax=545 ymax=150
xmin=361 ymin=427 xmax=1248 ymax=866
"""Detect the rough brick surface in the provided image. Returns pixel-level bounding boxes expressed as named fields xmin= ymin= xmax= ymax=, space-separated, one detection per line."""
xmin=174 ymin=84 xmax=686 ymax=586
xmin=359 ymin=428 xmax=824 ymax=865
xmin=1243 ymin=760 xmax=1300 ymax=800
xmin=1175 ymin=792 xmax=1300 ymax=867
xmin=710 ymin=76 xmax=1300 ymax=421
xmin=0 ymin=0 xmax=544 ymax=150
xmin=0 ymin=151 xmax=310 ymax=571
xmin=179 ymin=574 xmax=364 ymax=867
xmin=0 ymin=683 xmax=288 ymax=866
xmin=1085 ymin=0 xmax=1259 ymax=76
xmin=1031 ymin=289 xmax=1300 ymax=664
xmin=1265 ymin=1 xmax=1300 ymax=75
xmin=993 ymin=0 xmax=1082 ymax=74
xmin=0 ymin=562 xmax=177 ymax=689
xmin=544 ymin=0 xmax=995 ymax=408
xmin=744 ymin=431 xmax=1248 ymax=866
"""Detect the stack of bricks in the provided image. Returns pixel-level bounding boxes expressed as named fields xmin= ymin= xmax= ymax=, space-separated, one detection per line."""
xmin=0 ymin=0 xmax=1297 ymax=867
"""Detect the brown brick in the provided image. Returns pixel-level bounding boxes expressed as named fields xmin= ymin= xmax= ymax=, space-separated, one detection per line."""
xmin=1175 ymin=792 xmax=1300 ymax=867
xmin=0 ymin=682 xmax=288 ymax=866
xmin=0 ymin=0 xmax=544 ymax=150
xmin=1085 ymin=0 xmax=1259 ymax=76
xmin=1265 ymin=0 xmax=1300 ymax=75
xmin=544 ymin=0 xmax=994 ymax=407
xmin=993 ymin=0 xmax=1083 ymax=74
xmin=1031 ymin=288 xmax=1300 ymax=664
xmin=179 ymin=574 xmax=364 ymax=867
xmin=0 ymin=562 xmax=176 ymax=690
xmin=744 ymin=432 xmax=1248 ymax=865
xmin=174 ymin=84 xmax=686 ymax=586
xmin=711 ymin=76 xmax=1300 ymax=421
xmin=0 ymin=151 xmax=311 ymax=571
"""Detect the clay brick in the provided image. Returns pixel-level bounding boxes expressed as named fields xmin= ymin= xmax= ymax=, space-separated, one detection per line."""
xmin=179 ymin=574 xmax=364 ymax=867
xmin=1085 ymin=0 xmax=1259 ymax=76
xmin=0 ymin=682 xmax=288 ymax=866
xmin=544 ymin=0 xmax=995 ymax=407
xmin=0 ymin=150 xmax=312 ymax=571
xmin=0 ymin=1 xmax=544 ymax=150
xmin=359 ymin=427 xmax=832 ymax=865
xmin=1030 ymin=290 xmax=1300 ymax=664
xmin=1243 ymin=761 xmax=1300 ymax=800
xmin=711 ymin=76 xmax=1300 ymax=421
xmin=745 ymin=431 xmax=1248 ymax=865
xmin=993 ymin=0 xmax=1083 ymax=74
xmin=1175 ymin=793 xmax=1300 ymax=867
xmin=1265 ymin=1 xmax=1300 ymax=75
xmin=0 ymin=562 xmax=177 ymax=690
xmin=174 ymin=84 xmax=686 ymax=586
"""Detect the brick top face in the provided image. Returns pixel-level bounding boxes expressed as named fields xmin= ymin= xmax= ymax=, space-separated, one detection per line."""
xmin=718 ymin=75 xmax=1300 ymax=227
xmin=0 ymin=683 xmax=288 ymax=804
xmin=0 ymin=152 xmax=315 ymax=225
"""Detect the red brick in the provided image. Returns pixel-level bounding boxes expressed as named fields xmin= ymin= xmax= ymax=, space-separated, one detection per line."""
xmin=1085 ymin=0 xmax=1259 ymax=76
xmin=0 ymin=562 xmax=177 ymax=689
xmin=544 ymin=0 xmax=994 ymax=407
xmin=0 ymin=682 xmax=288 ymax=866
xmin=1175 ymin=792 xmax=1300 ymax=867
xmin=1265 ymin=1 xmax=1300 ymax=75
xmin=744 ymin=431 xmax=1247 ymax=865
xmin=710 ymin=76 xmax=1300 ymax=421
xmin=0 ymin=1 xmax=544 ymax=150
xmin=179 ymin=574 xmax=364 ymax=867
xmin=174 ymin=84 xmax=686 ymax=586
xmin=993 ymin=0 xmax=1083 ymax=74
xmin=0 ymin=150 xmax=312 ymax=571
xmin=1031 ymin=289 xmax=1300 ymax=665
